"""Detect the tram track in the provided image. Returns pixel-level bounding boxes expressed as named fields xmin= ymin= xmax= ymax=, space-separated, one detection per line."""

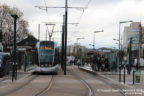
xmin=95 ymin=76 xmax=127 ymax=96
xmin=35 ymin=75 xmax=54 ymax=96
xmin=0 ymin=77 xmax=8 ymax=83
xmin=1 ymin=74 xmax=38 ymax=96
xmin=73 ymin=67 xmax=127 ymax=96
xmin=35 ymin=71 xmax=90 ymax=96
xmin=79 ymin=68 xmax=127 ymax=96
xmin=68 ymin=70 xmax=94 ymax=96
xmin=0 ymin=74 xmax=54 ymax=96
xmin=33 ymin=70 xmax=89 ymax=96
xmin=0 ymin=67 xmax=129 ymax=96
xmin=80 ymin=68 xmax=128 ymax=96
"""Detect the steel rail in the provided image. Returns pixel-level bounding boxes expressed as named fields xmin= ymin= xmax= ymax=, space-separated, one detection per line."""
xmin=96 ymin=77 xmax=127 ymax=96
xmin=0 ymin=77 xmax=8 ymax=82
xmin=80 ymin=67 xmax=127 ymax=96
xmin=1 ymin=74 xmax=37 ymax=96
xmin=68 ymin=70 xmax=94 ymax=96
xmin=35 ymin=75 xmax=54 ymax=96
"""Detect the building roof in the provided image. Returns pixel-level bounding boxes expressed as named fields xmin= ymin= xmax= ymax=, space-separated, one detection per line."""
xmin=17 ymin=35 xmax=38 ymax=47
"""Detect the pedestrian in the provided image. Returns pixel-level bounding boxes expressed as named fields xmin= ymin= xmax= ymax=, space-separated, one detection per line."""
xmin=105 ymin=58 xmax=110 ymax=71
xmin=92 ymin=55 xmax=96 ymax=71
xmin=74 ymin=58 xmax=77 ymax=65
xmin=101 ymin=60 xmax=105 ymax=71
xmin=70 ymin=60 xmax=73 ymax=65
xmin=97 ymin=56 xmax=101 ymax=71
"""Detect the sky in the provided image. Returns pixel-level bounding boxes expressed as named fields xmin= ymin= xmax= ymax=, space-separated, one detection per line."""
xmin=1 ymin=0 xmax=144 ymax=49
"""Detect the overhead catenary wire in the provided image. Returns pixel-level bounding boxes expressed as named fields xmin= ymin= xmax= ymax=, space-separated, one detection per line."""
xmin=73 ymin=0 xmax=92 ymax=41
xmin=86 ymin=0 xmax=92 ymax=7
xmin=35 ymin=1 xmax=88 ymax=43
xmin=43 ymin=0 xmax=50 ymax=22
xmin=78 ymin=0 xmax=92 ymax=22
xmin=77 ymin=0 xmax=92 ymax=23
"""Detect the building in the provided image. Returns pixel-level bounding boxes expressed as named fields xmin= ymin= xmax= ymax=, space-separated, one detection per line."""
xmin=59 ymin=44 xmax=88 ymax=61
xmin=8 ymin=35 xmax=38 ymax=70
xmin=17 ymin=35 xmax=38 ymax=69
xmin=123 ymin=22 xmax=140 ymax=50
xmin=123 ymin=22 xmax=144 ymax=58
xmin=67 ymin=44 xmax=88 ymax=57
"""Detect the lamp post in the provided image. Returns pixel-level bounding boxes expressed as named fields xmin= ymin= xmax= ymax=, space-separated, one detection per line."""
xmin=137 ymin=23 xmax=142 ymax=69
xmin=76 ymin=37 xmax=84 ymax=66
xmin=11 ymin=14 xmax=18 ymax=82
xmin=77 ymin=37 xmax=84 ymax=44
xmin=93 ymin=30 xmax=104 ymax=50
xmin=113 ymin=39 xmax=121 ymax=73
xmin=118 ymin=20 xmax=133 ymax=82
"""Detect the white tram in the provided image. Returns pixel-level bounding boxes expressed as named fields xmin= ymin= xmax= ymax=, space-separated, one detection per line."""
xmin=35 ymin=41 xmax=59 ymax=73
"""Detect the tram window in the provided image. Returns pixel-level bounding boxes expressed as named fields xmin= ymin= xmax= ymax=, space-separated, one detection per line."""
xmin=39 ymin=49 xmax=54 ymax=62
xmin=40 ymin=50 xmax=53 ymax=55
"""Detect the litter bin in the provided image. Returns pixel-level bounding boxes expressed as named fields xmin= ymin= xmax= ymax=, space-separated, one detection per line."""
xmin=134 ymin=71 xmax=141 ymax=83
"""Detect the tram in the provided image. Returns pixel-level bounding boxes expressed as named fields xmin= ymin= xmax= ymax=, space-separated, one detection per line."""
xmin=35 ymin=41 xmax=59 ymax=73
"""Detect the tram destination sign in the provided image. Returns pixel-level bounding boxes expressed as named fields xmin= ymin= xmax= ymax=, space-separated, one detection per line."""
xmin=40 ymin=46 xmax=52 ymax=50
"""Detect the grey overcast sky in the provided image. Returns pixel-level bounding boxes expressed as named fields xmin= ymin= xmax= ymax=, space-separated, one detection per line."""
xmin=1 ymin=0 xmax=144 ymax=49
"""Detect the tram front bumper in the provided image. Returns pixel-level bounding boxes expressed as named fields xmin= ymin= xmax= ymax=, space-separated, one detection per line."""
xmin=35 ymin=64 xmax=59 ymax=73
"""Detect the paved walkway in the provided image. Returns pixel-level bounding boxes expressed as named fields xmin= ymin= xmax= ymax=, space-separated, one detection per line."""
xmin=0 ymin=65 xmax=34 ymax=89
xmin=80 ymin=65 xmax=144 ymax=89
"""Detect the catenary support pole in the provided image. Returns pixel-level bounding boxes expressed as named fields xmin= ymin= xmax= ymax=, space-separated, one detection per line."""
xmin=119 ymin=23 xmax=121 ymax=82
xmin=61 ymin=15 xmax=65 ymax=71
xmin=64 ymin=0 xmax=68 ymax=75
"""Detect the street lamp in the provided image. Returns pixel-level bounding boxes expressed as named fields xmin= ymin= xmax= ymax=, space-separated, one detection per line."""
xmin=120 ymin=20 xmax=133 ymax=24
xmin=76 ymin=37 xmax=84 ymax=66
xmin=11 ymin=14 xmax=18 ymax=82
xmin=93 ymin=30 xmax=104 ymax=50
xmin=113 ymin=38 xmax=119 ymax=41
xmin=76 ymin=37 xmax=85 ymax=44
xmin=119 ymin=20 xmax=133 ymax=82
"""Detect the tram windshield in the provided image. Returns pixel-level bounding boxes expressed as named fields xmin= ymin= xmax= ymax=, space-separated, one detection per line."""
xmin=40 ymin=49 xmax=54 ymax=63
xmin=39 ymin=43 xmax=54 ymax=63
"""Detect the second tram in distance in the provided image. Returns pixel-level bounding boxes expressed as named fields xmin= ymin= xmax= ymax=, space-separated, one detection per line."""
xmin=35 ymin=41 xmax=59 ymax=73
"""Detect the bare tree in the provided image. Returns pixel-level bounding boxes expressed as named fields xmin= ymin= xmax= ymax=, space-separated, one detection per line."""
xmin=0 ymin=4 xmax=31 ymax=47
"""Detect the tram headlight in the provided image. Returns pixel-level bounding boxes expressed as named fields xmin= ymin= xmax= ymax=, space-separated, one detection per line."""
xmin=48 ymin=64 xmax=52 ymax=67
xmin=45 ymin=64 xmax=48 ymax=67
xmin=40 ymin=64 xmax=44 ymax=67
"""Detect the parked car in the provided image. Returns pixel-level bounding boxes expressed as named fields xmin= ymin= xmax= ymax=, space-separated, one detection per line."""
xmin=0 ymin=52 xmax=12 ymax=77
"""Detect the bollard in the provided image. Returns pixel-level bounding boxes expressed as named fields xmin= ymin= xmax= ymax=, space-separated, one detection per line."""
xmin=133 ymin=70 xmax=135 ymax=85
xmin=124 ymin=66 xmax=125 ymax=84
xmin=135 ymin=71 xmax=141 ymax=83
